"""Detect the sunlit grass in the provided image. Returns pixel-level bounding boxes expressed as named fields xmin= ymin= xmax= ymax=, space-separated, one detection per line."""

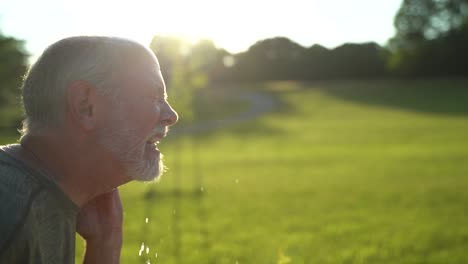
xmin=2 ymin=79 xmax=467 ymax=263
xmin=112 ymin=79 xmax=468 ymax=263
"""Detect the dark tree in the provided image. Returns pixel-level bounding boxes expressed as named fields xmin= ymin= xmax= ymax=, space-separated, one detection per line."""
xmin=389 ymin=0 xmax=468 ymax=77
xmin=300 ymin=44 xmax=331 ymax=80
xmin=0 ymin=34 xmax=28 ymax=105
xmin=392 ymin=0 xmax=468 ymax=48
xmin=328 ymin=43 xmax=389 ymax=79
xmin=232 ymin=37 xmax=306 ymax=81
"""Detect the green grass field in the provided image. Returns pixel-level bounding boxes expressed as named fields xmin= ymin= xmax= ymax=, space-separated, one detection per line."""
xmin=2 ymin=79 xmax=468 ymax=263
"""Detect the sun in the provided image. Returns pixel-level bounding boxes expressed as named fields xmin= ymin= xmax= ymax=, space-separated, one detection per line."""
xmin=75 ymin=0 xmax=249 ymax=53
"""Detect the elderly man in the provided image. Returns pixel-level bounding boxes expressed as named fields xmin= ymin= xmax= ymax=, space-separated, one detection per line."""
xmin=0 ymin=36 xmax=178 ymax=263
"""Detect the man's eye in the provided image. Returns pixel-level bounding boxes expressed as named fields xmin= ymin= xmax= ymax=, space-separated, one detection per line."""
xmin=150 ymin=96 xmax=167 ymax=112
xmin=154 ymin=104 xmax=160 ymax=112
xmin=154 ymin=99 xmax=166 ymax=111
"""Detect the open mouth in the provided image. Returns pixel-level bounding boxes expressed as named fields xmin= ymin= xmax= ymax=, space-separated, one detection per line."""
xmin=146 ymin=139 xmax=160 ymax=150
xmin=146 ymin=133 xmax=164 ymax=153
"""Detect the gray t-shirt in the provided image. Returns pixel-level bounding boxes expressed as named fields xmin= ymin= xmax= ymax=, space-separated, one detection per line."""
xmin=0 ymin=147 xmax=78 ymax=263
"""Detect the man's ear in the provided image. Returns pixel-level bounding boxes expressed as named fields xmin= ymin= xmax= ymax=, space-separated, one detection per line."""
xmin=67 ymin=80 xmax=98 ymax=131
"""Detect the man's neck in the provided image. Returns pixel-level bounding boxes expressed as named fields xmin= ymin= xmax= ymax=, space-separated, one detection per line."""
xmin=18 ymin=133 xmax=128 ymax=207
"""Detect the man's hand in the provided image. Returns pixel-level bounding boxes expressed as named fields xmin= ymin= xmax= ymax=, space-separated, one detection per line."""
xmin=77 ymin=189 xmax=123 ymax=263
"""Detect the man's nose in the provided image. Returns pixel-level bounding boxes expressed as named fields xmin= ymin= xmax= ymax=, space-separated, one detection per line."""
xmin=160 ymin=102 xmax=178 ymax=126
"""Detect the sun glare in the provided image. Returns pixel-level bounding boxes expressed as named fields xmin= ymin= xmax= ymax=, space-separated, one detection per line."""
xmin=70 ymin=0 xmax=260 ymax=53
xmin=0 ymin=0 xmax=402 ymax=62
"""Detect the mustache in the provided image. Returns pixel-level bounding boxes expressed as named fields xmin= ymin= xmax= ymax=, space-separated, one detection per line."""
xmin=147 ymin=126 xmax=168 ymax=141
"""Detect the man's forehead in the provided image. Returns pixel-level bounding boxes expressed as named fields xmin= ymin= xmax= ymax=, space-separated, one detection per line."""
xmin=149 ymin=73 xmax=167 ymax=97
xmin=125 ymin=68 xmax=166 ymax=95
xmin=115 ymin=50 xmax=167 ymax=94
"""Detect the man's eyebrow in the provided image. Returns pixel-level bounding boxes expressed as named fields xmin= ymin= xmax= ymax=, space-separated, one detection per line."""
xmin=152 ymin=80 xmax=166 ymax=98
xmin=157 ymin=82 xmax=167 ymax=98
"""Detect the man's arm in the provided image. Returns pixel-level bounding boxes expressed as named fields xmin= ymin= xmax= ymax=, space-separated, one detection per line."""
xmin=76 ymin=189 xmax=123 ymax=264
xmin=81 ymin=234 xmax=122 ymax=264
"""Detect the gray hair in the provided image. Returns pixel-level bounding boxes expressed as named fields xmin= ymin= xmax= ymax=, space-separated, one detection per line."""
xmin=21 ymin=36 xmax=156 ymax=136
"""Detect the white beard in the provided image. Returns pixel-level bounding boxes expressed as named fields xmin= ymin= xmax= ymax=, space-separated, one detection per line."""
xmin=96 ymin=123 xmax=165 ymax=182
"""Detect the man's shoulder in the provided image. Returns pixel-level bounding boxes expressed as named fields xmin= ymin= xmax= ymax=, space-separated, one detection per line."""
xmin=0 ymin=150 xmax=43 ymax=192
xmin=0 ymin=149 xmax=44 ymax=254
xmin=0 ymin=147 xmax=44 ymax=203
xmin=0 ymin=147 xmax=78 ymax=262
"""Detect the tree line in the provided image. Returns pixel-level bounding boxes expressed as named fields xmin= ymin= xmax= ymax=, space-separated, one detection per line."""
xmin=151 ymin=0 xmax=468 ymax=85
xmin=1 ymin=0 xmax=467 ymax=109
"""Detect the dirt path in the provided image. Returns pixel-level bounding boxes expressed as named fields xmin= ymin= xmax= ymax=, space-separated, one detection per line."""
xmin=170 ymin=90 xmax=277 ymax=136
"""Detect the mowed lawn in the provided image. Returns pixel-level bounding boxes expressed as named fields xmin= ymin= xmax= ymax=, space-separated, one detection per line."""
xmin=1 ymin=80 xmax=467 ymax=263
xmin=112 ymin=79 xmax=468 ymax=264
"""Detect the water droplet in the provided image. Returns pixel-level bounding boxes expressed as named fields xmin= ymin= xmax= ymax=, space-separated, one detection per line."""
xmin=235 ymin=179 xmax=239 ymax=184
xmin=200 ymin=187 xmax=204 ymax=192
xmin=155 ymin=252 xmax=158 ymax=258
xmin=146 ymin=259 xmax=151 ymax=264
xmin=146 ymin=246 xmax=150 ymax=254
xmin=138 ymin=242 xmax=145 ymax=256
xmin=145 ymin=217 xmax=149 ymax=224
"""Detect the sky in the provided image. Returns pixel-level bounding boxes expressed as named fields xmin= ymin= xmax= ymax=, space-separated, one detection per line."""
xmin=0 ymin=0 xmax=403 ymax=61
